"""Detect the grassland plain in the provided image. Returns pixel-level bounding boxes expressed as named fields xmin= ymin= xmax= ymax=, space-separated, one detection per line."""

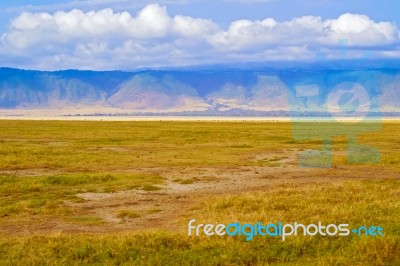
xmin=0 ymin=120 xmax=399 ymax=265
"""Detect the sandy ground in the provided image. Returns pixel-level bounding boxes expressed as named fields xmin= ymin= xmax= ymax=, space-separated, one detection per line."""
xmin=0 ymin=116 xmax=292 ymax=121
xmin=0 ymin=116 xmax=399 ymax=122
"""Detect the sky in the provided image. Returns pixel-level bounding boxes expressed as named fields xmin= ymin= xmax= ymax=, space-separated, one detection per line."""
xmin=0 ymin=0 xmax=399 ymax=70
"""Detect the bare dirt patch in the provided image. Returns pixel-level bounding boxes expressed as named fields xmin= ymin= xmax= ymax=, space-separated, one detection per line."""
xmin=60 ymin=162 xmax=399 ymax=234
xmin=1 ymin=149 xmax=399 ymax=235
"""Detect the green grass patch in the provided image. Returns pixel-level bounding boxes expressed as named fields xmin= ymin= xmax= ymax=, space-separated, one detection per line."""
xmin=0 ymin=172 xmax=164 ymax=220
xmin=179 ymin=179 xmax=194 ymax=185
xmin=67 ymin=216 xmax=106 ymax=226
xmin=116 ymin=210 xmax=141 ymax=219
xmin=44 ymin=173 xmax=116 ymax=186
xmin=141 ymin=185 xmax=162 ymax=191
xmin=147 ymin=208 xmax=162 ymax=214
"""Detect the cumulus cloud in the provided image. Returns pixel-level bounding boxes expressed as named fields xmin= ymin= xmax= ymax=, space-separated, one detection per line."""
xmin=210 ymin=13 xmax=399 ymax=50
xmin=0 ymin=4 xmax=399 ymax=70
xmin=326 ymin=13 xmax=398 ymax=46
xmin=4 ymin=4 xmax=217 ymax=48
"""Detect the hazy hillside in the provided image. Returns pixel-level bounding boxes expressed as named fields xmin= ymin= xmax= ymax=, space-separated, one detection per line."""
xmin=0 ymin=64 xmax=399 ymax=116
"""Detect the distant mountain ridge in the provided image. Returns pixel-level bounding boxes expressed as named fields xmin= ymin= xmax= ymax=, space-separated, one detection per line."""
xmin=0 ymin=65 xmax=399 ymax=116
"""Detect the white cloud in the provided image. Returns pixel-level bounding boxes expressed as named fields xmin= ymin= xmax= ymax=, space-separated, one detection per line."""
xmin=173 ymin=15 xmax=218 ymax=38
xmin=210 ymin=13 xmax=399 ymax=50
xmin=4 ymin=4 xmax=218 ymax=49
xmin=326 ymin=13 xmax=398 ymax=46
xmin=6 ymin=6 xmax=162 ymax=48
xmin=0 ymin=4 xmax=399 ymax=70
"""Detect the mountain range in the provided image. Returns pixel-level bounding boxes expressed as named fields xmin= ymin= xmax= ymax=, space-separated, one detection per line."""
xmin=0 ymin=63 xmax=399 ymax=116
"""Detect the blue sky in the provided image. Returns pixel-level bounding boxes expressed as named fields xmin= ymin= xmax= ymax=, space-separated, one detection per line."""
xmin=2 ymin=0 xmax=399 ymax=29
xmin=0 ymin=0 xmax=399 ymax=70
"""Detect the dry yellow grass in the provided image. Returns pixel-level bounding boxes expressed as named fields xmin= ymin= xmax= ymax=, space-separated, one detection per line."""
xmin=0 ymin=120 xmax=399 ymax=265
